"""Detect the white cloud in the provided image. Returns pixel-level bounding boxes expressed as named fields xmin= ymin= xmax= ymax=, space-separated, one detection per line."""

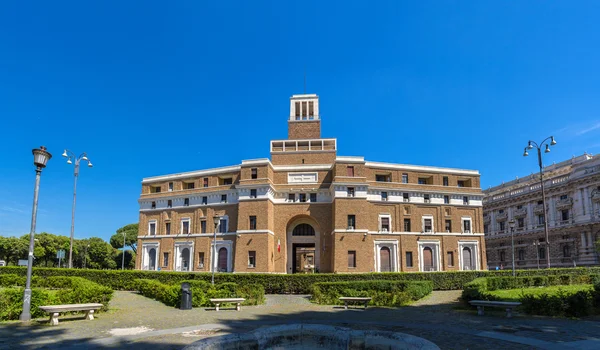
xmin=576 ymin=122 xmax=600 ymax=136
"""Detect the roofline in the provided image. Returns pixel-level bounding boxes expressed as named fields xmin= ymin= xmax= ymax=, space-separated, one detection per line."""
xmin=364 ymin=161 xmax=479 ymax=176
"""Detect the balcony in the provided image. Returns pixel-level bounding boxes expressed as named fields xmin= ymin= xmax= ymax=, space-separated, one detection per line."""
xmin=514 ymin=208 xmax=528 ymax=218
xmin=496 ymin=212 xmax=508 ymax=221
xmin=483 ymin=215 xmax=491 ymax=224
xmin=534 ymin=204 xmax=545 ymax=215
xmin=592 ymin=191 xmax=600 ymax=203
xmin=555 ymin=197 xmax=573 ymax=210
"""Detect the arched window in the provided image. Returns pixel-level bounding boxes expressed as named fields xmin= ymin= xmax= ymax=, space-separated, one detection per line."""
xmin=518 ymin=249 xmax=525 ymax=261
xmin=563 ymin=245 xmax=570 ymax=258
xmin=292 ymin=223 xmax=315 ymax=236
xmin=462 ymin=247 xmax=472 ymax=271
xmin=379 ymin=247 xmax=391 ymax=272
xmin=148 ymin=248 xmax=156 ymax=270
xmin=218 ymin=247 xmax=228 ymax=272
xmin=423 ymin=247 xmax=433 ymax=271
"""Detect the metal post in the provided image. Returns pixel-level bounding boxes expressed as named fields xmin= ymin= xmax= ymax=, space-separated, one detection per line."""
xmin=212 ymin=223 xmax=217 ymax=285
xmin=68 ymin=161 xmax=79 ymax=268
xmin=511 ymin=227 xmax=515 ymax=277
xmin=19 ymin=168 xmax=41 ymax=321
xmin=84 ymin=245 xmax=88 ymax=269
xmin=537 ymin=148 xmax=551 ymax=269
xmin=122 ymin=232 xmax=126 ymax=270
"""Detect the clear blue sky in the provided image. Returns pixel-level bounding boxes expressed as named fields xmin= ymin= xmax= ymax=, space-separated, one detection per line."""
xmin=1 ymin=1 xmax=600 ymax=241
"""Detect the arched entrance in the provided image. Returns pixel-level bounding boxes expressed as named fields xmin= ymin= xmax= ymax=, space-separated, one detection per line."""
xmin=462 ymin=247 xmax=472 ymax=270
xmin=181 ymin=248 xmax=190 ymax=272
xmin=286 ymin=216 xmax=320 ymax=274
xmin=148 ymin=248 xmax=156 ymax=271
xmin=218 ymin=247 xmax=228 ymax=272
xmin=380 ymin=247 xmax=391 ymax=272
xmin=423 ymin=247 xmax=433 ymax=271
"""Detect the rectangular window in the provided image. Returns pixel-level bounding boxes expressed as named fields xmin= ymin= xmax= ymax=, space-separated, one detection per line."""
xmin=163 ymin=253 xmax=169 ymax=267
xmin=151 ymin=201 xmax=156 ymax=209
xmin=457 ymin=180 xmax=465 ymax=188
xmin=301 ymin=101 xmax=307 ymax=117
xmin=219 ymin=219 xmax=227 ymax=233
xmin=537 ymin=200 xmax=543 ymax=205
xmin=182 ymin=220 xmax=190 ymax=234
xmin=443 ymin=176 xmax=449 ymax=186
xmin=295 ymin=102 xmax=301 ymax=117
xmin=418 ymin=178 xmax=427 ymax=185
xmin=249 ymin=216 xmax=257 ymax=230
xmin=403 ymin=193 xmax=409 ymax=202
xmin=308 ymin=101 xmax=314 ymax=116
xmin=223 ymin=178 xmax=233 ymax=185
xmin=381 ymin=192 xmax=388 ymax=201
xmin=250 ymin=189 xmax=257 ymax=198
xmin=186 ymin=182 xmax=195 ymax=189
xmin=347 ymin=187 xmax=355 ymax=197
xmin=463 ymin=196 xmax=469 ymax=205
xmin=310 ymin=193 xmax=317 ymax=202
xmin=347 ymin=215 xmax=356 ymax=229
xmin=423 ymin=218 xmax=432 ymax=232
xmin=165 ymin=222 xmax=171 ymax=235
xmin=151 ymin=186 xmax=161 ymax=193
xmin=517 ymin=217 xmax=524 ymax=228
xmin=248 ymin=251 xmax=256 ymax=267
xmin=251 ymin=168 xmax=258 ymax=179
xmin=561 ymin=210 xmax=569 ymax=221
xmin=198 ymin=252 xmax=205 ymax=268
xmin=402 ymin=173 xmax=408 ymax=183
xmin=499 ymin=209 xmax=504 ymax=214
xmin=424 ymin=194 xmax=430 ymax=203
xmin=518 ymin=249 xmax=525 ymax=261
xmin=499 ymin=221 xmax=505 ymax=231
xmin=168 ymin=182 xmax=173 ymax=191
xmin=484 ymin=224 xmax=489 ymax=234
xmin=447 ymin=252 xmax=454 ymax=266
xmin=201 ymin=220 xmax=206 ymax=233
xmin=517 ymin=205 xmax=523 ymax=209
xmin=167 ymin=200 xmax=172 ymax=208
xmin=443 ymin=195 xmax=449 ymax=204
xmin=288 ymin=193 xmax=295 ymax=202
xmin=538 ymin=214 xmax=545 ymax=225
xmin=184 ymin=198 xmax=189 ymax=206
xmin=347 ymin=166 xmax=354 ymax=177
xmin=376 ymin=174 xmax=390 ymax=182
xmin=221 ymin=194 xmax=227 ymax=203
xmin=463 ymin=219 xmax=471 ymax=233
xmin=348 ymin=251 xmax=356 ymax=268
xmin=203 ymin=178 xmax=209 ymax=187
xmin=406 ymin=252 xmax=413 ymax=267
xmin=149 ymin=222 xmax=156 ymax=235
xmin=560 ymin=194 xmax=568 ymax=200
xmin=445 ymin=220 xmax=452 ymax=232
xmin=381 ymin=217 xmax=390 ymax=232
xmin=404 ymin=218 xmax=411 ymax=232
xmin=202 ymin=196 xmax=207 ymax=205
xmin=299 ymin=193 xmax=307 ymax=202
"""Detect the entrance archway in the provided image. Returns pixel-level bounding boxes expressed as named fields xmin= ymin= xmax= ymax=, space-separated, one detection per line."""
xmin=148 ymin=248 xmax=156 ymax=270
xmin=380 ymin=247 xmax=391 ymax=272
xmin=286 ymin=216 xmax=320 ymax=274
xmin=181 ymin=248 xmax=190 ymax=271
xmin=423 ymin=247 xmax=433 ymax=271
xmin=218 ymin=247 xmax=228 ymax=272
xmin=462 ymin=247 xmax=472 ymax=270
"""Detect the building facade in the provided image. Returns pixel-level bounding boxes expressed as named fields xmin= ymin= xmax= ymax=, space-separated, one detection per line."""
xmin=135 ymin=94 xmax=486 ymax=274
xmin=484 ymin=154 xmax=600 ymax=269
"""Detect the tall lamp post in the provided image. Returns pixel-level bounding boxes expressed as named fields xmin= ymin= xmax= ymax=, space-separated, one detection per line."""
xmin=508 ymin=219 xmax=516 ymax=277
xmin=212 ymin=215 xmax=220 ymax=285
xmin=20 ymin=146 xmax=52 ymax=321
xmin=523 ymin=136 xmax=556 ymax=269
xmin=62 ymin=149 xmax=93 ymax=269
xmin=533 ymin=241 xmax=541 ymax=269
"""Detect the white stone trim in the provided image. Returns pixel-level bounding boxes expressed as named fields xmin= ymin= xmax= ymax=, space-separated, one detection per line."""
xmin=288 ymin=172 xmax=318 ymax=184
xmin=365 ymin=161 xmax=479 ymax=175
xmin=461 ymin=216 xmax=473 ymax=234
xmin=241 ymin=158 xmax=270 ymax=166
xmin=138 ymin=232 xmax=237 ymax=239
xmin=180 ymin=217 xmax=191 ymax=235
xmin=373 ymin=240 xmax=399 ymax=272
xmin=237 ymin=229 xmax=275 ymax=235
xmin=458 ymin=240 xmax=480 ymax=271
xmin=141 ymin=242 xmax=160 ymax=271
xmin=378 ymin=214 xmax=392 ymax=233
xmin=421 ymin=215 xmax=434 ymax=233
xmin=142 ymin=165 xmax=241 ymax=183
xmin=210 ymin=240 xmax=233 ymax=272
xmin=217 ymin=215 xmax=229 ymax=233
xmin=336 ymin=156 xmax=365 ymax=163
xmin=148 ymin=220 xmax=157 ymax=236
xmin=418 ymin=240 xmax=441 ymax=272
xmin=272 ymin=164 xmax=333 ymax=171
xmin=173 ymin=241 xmax=194 ymax=272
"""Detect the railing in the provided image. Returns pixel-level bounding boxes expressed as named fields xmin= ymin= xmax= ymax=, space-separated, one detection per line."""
xmin=496 ymin=212 xmax=508 ymax=221
xmin=534 ymin=204 xmax=545 ymax=214
xmin=556 ymin=197 xmax=573 ymax=209
xmin=514 ymin=208 xmax=528 ymax=217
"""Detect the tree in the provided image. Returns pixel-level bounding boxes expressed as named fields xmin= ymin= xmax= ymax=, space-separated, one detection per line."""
xmin=114 ymin=250 xmax=136 ymax=269
xmin=0 ymin=236 xmax=28 ymax=265
xmin=110 ymin=223 xmax=138 ymax=253
xmin=87 ymin=237 xmax=117 ymax=269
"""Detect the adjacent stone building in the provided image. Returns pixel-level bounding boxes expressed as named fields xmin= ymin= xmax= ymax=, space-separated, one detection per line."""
xmin=135 ymin=93 xmax=486 ymax=273
xmin=484 ymin=154 xmax=600 ymax=269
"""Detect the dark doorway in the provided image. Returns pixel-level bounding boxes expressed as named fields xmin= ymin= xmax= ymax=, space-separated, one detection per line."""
xmin=423 ymin=247 xmax=433 ymax=271
xmin=218 ymin=247 xmax=228 ymax=272
xmin=149 ymin=248 xmax=156 ymax=270
xmin=380 ymin=247 xmax=391 ymax=272
xmin=462 ymin=247 xmax=472 ymax=270
xmin=292 ymin=243 xmax=315 ymax=273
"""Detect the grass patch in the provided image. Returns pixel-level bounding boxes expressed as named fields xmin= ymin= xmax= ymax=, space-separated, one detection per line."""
xmin=487 ymin=284 xmax=593 ymax=302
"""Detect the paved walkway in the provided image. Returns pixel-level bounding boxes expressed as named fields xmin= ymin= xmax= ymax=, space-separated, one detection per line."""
xmin=1 ymin=291 xmax=599 ymax=349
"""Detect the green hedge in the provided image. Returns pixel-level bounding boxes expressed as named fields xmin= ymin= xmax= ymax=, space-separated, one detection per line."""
xmin=311 ymin=280 xmax=433 ymax=306
xmin=0 ymin=275 xmax=113 ymax=321
xmin=3 ymin=266 xmax=600 ymax=293
xmin=134 ymin=279 xmax=265 ymax=307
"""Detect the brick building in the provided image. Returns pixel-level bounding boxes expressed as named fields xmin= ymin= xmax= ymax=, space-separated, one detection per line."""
xmin=135 ymin=94 xmax=486 ymax=273
xmin=484 ymin=154 xmax=600 ymax=269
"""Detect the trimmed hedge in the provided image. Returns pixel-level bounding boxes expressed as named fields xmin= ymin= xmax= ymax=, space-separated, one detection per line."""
xmin=135 ymin=279 xmax=265 ymax=307
xmin=0 ymin=274 xmax=113 ymax=321
xmin=3 ymin=266 xmax=600 ymax=293
xmin=311 ymin=280 xmax=433 ymax=306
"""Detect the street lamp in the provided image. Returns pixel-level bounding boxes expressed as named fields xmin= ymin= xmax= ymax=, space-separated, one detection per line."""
xmin=508 ymin=219 xmax=516 ymax=277
xmin=533 ymin=241 xmax=541 ymax=270
xmin=62 ymin=149 xmax=93 ymax=269
xmin=212 ymin=215 xmax=220 ymax=285
xmin=20 ymin=146 xmax=52 ymax=322
xmin=523 ymin=136 xmax=556 ymax=269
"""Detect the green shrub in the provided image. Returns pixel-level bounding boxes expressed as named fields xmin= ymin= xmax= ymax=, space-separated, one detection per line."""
xmin=311 ymin=280 xmax=432 ymax=306
xmin=520 ymin=288 xmax=594 ymax=317
xmin=0 ymin=274 xmax=26 ymax=287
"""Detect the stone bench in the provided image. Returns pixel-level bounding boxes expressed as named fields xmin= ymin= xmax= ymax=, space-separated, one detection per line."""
xmin=39 ymin=303 xmax=103 ymax=325
xmin=469 ymin=300 xmax=521 ymax=318
xmin=209 ymin=298 xmax=245 ymax=311
xmin=339 ymin=297 xmax=372 ymax=309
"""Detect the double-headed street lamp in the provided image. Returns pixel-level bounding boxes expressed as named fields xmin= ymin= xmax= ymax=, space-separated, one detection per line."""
xmin=20 ymin=146 xmax=52 ymax=322
xmin=62 ymin=149 xmax=93 ymax=269
xmin=508 ymin=219 xmax=516 ymax=277
xmin=523 ymin=136 xmax=556 ymax=269
xmin=212 ymin=215 xmax=220 ymax=285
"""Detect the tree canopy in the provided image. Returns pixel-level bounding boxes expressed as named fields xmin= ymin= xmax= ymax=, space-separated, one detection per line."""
xmin=110 ymin=223 xmax=138 ymax=253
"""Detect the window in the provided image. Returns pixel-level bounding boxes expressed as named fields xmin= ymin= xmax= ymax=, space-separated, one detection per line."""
xmin=299 ymin=193 xmax=307 ymax=202
xmin=251 ymin=168 xmax=258 ymax=179
xmin=203 ymin=178 xmax=209 ymax=187
xmin=184 ymin=198 xmax=189 ymax=206
xmin=563 ymin=245 xmax=570 ymax=258
xmin=518 ymin=249 xmax=525 ymax=261
xmin=403 ymin=193 xmax=410 ymax=202
xmin=219 ymin=219 xmax=227 ymax=233
xmin=347 ymin=166 xmax=354 ymax=177
xmin=418 ymin=178 xmax=427 ymax=184
xmin=151 ymin=201 xmax=156 ymax=209
xmin=167 ymin=200 xmax=172 ymax=208
xmin=484 ymin=224 xmax=489 ymax=234
xmin=249 ymin=216 xmax=257 ymax=230
xmin=424 ymin=194 xmax=430 ymax=203
xmin=221 ymin=194 xmax=227 ymax=203
xmin=347 ymin=187 xmax=355 ymax=197
xmin=500 ymin=251 xmax=505 ymax=262
xmin=560 ymin=194 xmax=568 ymax=200
xmin=402 ymin=173 xmax=408 ymax=183
xmin=463 ymin=196 xmax=469 ymax=205
xmin=445 ymin=220 xmax=452 ymax=232
xmin=221 ymin=178 xmax=232 ymax=185
xmin=443 ymin=176 xmax=449 ymax=186
xmin=347 ymin=215 xmax=356 ymax=229
xmin=248 ymin=251 xmax=256 ymax=267
xmin=163 ymin=253 xmax=169 ymax=267
xmin=444 ymin=195 xmax=449 ymax=204
xmin=499 ymin=209 xmax=504 ymax=214
xmin=181 ymin=219 xmax=190 ymax=234
xmin=381 ymin=192 xmax=388 ymax=201
xmin=517 ymin=205 xmax=523 ymax=209
xmin=151 ymin=186 xmax=161 ymax=193
xmin=539 ymin=247 xmax=546 ymax=261
xmin=380 ymin=216 xmax=390 ymax=232
xmin=404 ymin=218 xmax=411 ymax=232
xmin=423 ymin=218 xmax=433 ymax=232
xmin=149 ymin=221 xmax=156 ymax=235
xmin=310 ymin=193 xmax=317 ymax=202
xmin=406 ymin=252 xmax=413 ymax=267
xmin=499 ymin=221 xmax=505 ymax=231
xmin=376 ymin=174 xmax=390 ymax=182
xmin=250 ymin=189 xmax=257 ymax=198
xmin=165 ymin=222 xmax=171 ymax=235
xmin=348 ymin=251 xmax=356 ymax=268
xmin=288 ymin=193 xmax=295 ymax=202
xmin=200 ymin=220 xmax=206 ymax=233
xmin=463 ymin=219 xmax=471 ymax=233
xmin=198 ymin=252 xmax=205 ymax=268
xmin=202 ymin=196 xmax=207 ymax=205
xmin=457 ymin=180 xmax=465 ymax=188
xmin=518 ymin=217 xmax=524 ymax=228
xmin=295 ymin=102 xmax=300 ymax=117
xmin=447 ymin=252 xmax=454 ymax=266
xmin=292 ymin=223 xmax=315 ymax=236
xmin=561 ymin=210 xmax=569 ymax=221
xmin=168 ymin=182 xmax=173 ymax=191
xmin=538 ymin=214 xmax=545 ymax=225
xmin=185 ymin=182 xmax=195 ymax=189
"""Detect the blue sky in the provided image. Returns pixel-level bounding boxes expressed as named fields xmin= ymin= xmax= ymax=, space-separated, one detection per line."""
xmin=1 ymin=1 xmax=600 ymax=241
